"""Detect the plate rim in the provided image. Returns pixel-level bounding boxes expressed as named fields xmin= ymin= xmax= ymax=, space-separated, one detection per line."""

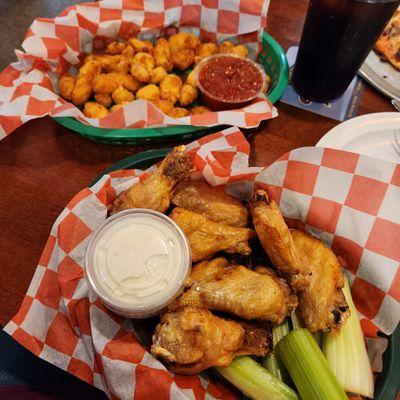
xmin=316 ymin=112 xmax=400 ymax=152
xmin=359 ymin=50 xmax=400 ymax=101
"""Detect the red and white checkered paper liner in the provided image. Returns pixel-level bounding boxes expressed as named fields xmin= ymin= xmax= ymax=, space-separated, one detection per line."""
xmin=4 ymin=127 xmax=400 ymax=399
xmin=0 ymin=0 xmax=277 ymax=139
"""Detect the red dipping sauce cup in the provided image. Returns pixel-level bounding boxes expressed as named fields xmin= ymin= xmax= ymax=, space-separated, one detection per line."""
xmin=195 ymin=54 xmax=266 ymax=111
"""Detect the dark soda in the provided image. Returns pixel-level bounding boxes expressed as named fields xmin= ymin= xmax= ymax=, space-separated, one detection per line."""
xmin=292 ymin=0 xmax=400 ymax=102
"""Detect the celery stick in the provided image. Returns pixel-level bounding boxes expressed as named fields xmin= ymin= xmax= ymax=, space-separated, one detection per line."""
xmin=215 ymin=356 xmax=298 ymax=400
xmin=277 ymin=329 xmax=347 ymax=400
xmin=322 ymin=277 xmax=374 ymax=398
xmin=262 ymin=321 xmax=290 ymax=382
xmin=290 ymin=311 xmax=303 ymax=330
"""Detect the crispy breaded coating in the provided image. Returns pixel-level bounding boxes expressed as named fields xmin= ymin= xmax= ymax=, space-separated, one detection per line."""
xmin=59 ymin=74 xmax=75 ymax=100
xmin=105 ymin=41 xmax=126 ymax=55
xmin=179 ymin=83 xmax=198 ymax=106
xmin=160 ymin=74 xmax=182 ymax=104
xmin=169 ymin=32 xmax=200 ymax=54
xmin=71 ymin=75 xmax=92 ymax=105
xmin=83 ymin=101 xmax=109 ymax=118
xmin=120 ymin=74 xmax=141 ymax=92
xmin=134 ymin=52 xmax=155 ymax=70
xmin=219 ymin=40 xmax=234 ymax=53
xmin=190 ymin=105 xmax=210 ymax=115
xmin=230 ymin=45 xmax=248 ymax=58
xmin=197 ymin=42 xmax=218 ymax=58
xmin=121 ymin=44 xmax=135 ymax=59
xmin=130 ymin=61 xmax=150 ymax=83
xmin=110 ymin=102 xmax=127 ymax=112
xmin=151 ymin=99 xmax=174 ymax=114
xmin=94 ymin=92 xmax=113 ymax=108
xmin=167 ymin=107 xmax=190 ymax=118
xmin=136 ymin=84 xmax=160 ymax=101
xmin=154 ymin=37 xmax=173 ymax=72
xmin=185 ymin=69 xmax=197 ymax=87
xmin=92 ymin=72 xmax=140 ymax=93
xmin=79 ymin=60 xmax=101 ymax=77
xmin=171 ymin=48 xmax=195 ymax=70
xmin=150 ymin=66 xmax=167 ymax=84
xmin=128 ymin=38 xmax=154 ymax=54
xmin=112 ymin=85 xmax=134 ymax=104
xmin=116 ymin=59 xmax=131 ymax=74
xmin=93 ymin=54 xmax=122 ymax=72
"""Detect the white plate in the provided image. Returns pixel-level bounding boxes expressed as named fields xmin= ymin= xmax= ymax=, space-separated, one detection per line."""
xmin=316 ymin=112 xmax=400 ymax=163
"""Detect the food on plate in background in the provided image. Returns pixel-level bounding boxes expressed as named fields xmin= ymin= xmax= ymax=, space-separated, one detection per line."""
xmin=196 ymin=55 xmax=266 ymax=110
xmin=375 ymin=10 xmax=400 ymax=70
xmin=58 ymin=33 xmax=271 ymax=118
xmin=110 ymin=145 xmax=192 ymax=215
xmin=250 ymin=190 xmax=350 ymax=333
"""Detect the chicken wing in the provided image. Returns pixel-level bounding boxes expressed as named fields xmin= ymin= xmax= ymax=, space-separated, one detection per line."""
xmin=250 ymin=190 xmax=308 ymax=291
xmin=176 ymin=264 xmax=297 ymax=323
xmin=250 ymin=190 xmax=349 ymax=333
xmin=110 ymin=146 xmax=192 ymax=215
xmin=185 ymin=256 xmax=230 ymax=287
xmin=170 ymin=208 xmax=253 ymax=261
xmin=292 ymin=230 xmax=350 ymax=333
xmin=151 ymin=307 xmax=272 ymax=374
xmin=172 ymin=181 xmax=249 ymax=227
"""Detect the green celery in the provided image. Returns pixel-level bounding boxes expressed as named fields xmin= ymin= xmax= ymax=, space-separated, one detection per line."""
xmin=276 ymin=329 xmax=347 ymax=400
xmin=322 ymin=277 xmax=374 ymax=398
xmin=215 ymin=356 xmax=298 ymax=400
xmin=262 ymin=321 xmax=290 ymax=382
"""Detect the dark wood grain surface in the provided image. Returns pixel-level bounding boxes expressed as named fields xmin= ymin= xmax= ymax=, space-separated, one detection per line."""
xmin=0 ymin=0 xmax=394 ymax=326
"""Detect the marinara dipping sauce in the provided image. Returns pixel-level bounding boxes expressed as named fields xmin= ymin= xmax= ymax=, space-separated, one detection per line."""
xmin=196 ymin=54 xmax=265 ymax=111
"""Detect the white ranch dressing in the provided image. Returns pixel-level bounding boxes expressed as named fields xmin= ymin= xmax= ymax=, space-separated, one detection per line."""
xmin=85 ymin=209 xmax=191 ymax=318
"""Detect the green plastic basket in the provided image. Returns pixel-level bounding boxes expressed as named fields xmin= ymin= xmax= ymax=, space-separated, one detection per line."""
xmin=53 ymin=32 xmax=289 ymax=145
xmin=91 ymin=149 xmax=400 ymax=400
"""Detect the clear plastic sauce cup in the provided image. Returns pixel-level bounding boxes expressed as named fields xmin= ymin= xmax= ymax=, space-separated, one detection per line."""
xmin=85 ymin=209 xmax=191 ymax=318
xmin=195 ymin=54 xmax=266 ymax=111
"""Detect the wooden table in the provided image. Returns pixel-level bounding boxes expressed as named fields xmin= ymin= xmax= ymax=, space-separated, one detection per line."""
xmin=0 ymin=0 xmax=394 ymax=327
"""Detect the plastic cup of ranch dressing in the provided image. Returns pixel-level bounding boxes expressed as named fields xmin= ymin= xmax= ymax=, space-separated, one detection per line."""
xmin=85 ymin=209 xmax=191 ymax=318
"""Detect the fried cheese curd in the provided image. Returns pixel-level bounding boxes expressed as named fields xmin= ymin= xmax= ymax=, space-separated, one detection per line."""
xmin=58 ymin=34 xmax=255 ymax=119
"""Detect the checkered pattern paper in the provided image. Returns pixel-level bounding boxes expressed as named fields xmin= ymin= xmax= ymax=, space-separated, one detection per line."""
xmin=0 ymin=0 xmax=276 ymax=139
xmin=4 ymin=128 xmax=399 ymax=399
